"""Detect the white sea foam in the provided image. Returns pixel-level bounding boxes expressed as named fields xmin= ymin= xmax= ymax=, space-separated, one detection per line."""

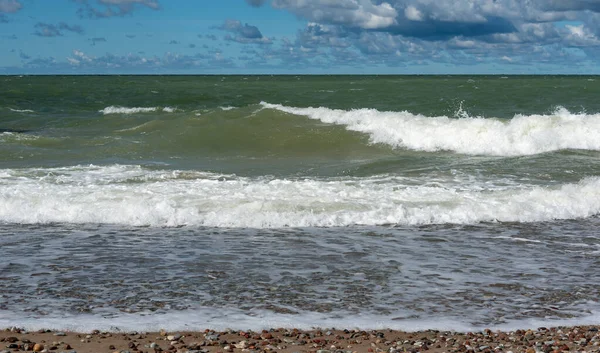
xmin=99 ymin=106 xmax=178 ymax=114
xmin=9 ymin=108 xmax=35 ymax=113
xmin=0 ymin=132 xmax=38 ymax=141
xmin=1 ymin=165 xmax=599 ymax=228
xmin=219 ymin=106 xmax=236 ymax=111
xmin=262 ymin=102 xmax=600 ymax=156
xmin=2 ymin=307 xmax=600 ymax=333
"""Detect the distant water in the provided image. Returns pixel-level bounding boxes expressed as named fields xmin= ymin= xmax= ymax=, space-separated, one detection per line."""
xmin=1 ymin=75 xmax=600 ymax=332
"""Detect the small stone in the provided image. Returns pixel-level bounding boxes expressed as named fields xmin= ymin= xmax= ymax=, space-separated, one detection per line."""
xmin=54 ymin=332 xmax=66 ymax=337
xmin=33 ymin=343 xmax=44 ymax=352
xmin=204 ymin=334 xmax=219 ymax=341
xmin=234 ymin=341 xmax=248 ymax=349
xmin=5 ymin=337 xmax=18 ymax=343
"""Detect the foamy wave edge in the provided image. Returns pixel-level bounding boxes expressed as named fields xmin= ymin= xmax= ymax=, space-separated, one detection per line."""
xmin=261 ymin=102 xmax=600 ymax=156
xmin=2 ymin=307 xmax=600 ymax=333
xmin=99 ymin=106 xmax=178 ymax=114
xmin=1 ymin=165 xmax=599 ymax=228
xmin=9 ymin=108 xmax=35 ymax=113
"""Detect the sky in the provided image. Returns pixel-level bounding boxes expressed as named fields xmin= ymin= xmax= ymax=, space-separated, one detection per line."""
xmin=1 ymin=0 xmax=600 ymax=74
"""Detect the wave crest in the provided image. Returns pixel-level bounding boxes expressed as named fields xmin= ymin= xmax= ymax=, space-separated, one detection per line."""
xmin=262 ymin=103 xmax=600 ymax=156
xmin=1 ymin=165 xmax=599 ymax=228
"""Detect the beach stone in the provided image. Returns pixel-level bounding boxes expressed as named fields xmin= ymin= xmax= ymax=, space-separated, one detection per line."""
xmin=5 ymin=337 xmax=18 ymax=343
xmin=54 ymin=332 xmax=66 ymax=336
xmin=167 ymin=334 xmax=181 ymax=341
xmin=33 ymin=343 xmax=45 ymax=352
xmin=234 ymin=340 xmax=248 ymax=349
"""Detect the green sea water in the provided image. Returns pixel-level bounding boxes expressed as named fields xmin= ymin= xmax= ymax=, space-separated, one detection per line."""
xmin=2 ymin=75 xmax=600 ymax=176
xmin=2 ymin=75 xmax=600 ymax=331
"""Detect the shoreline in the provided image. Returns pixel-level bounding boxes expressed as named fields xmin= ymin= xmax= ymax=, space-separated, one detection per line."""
xmin=2 ymin=326 xmax=600 ymax=353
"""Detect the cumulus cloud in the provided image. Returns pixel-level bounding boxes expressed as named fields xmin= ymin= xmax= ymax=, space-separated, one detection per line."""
xmin=218 ymin=19 xmax=272 ymax=44
xmin=34 ymin=22 xmax=85 ymax=37
xmin=563 ymin=24 xmax=600 ymax=46
xmin=73 ymin=0 xmax=160 ymax=18
xmin=272 ymin=0 xmax=398 ymax=30
xmin=241 ymin=0 xmax=600 ymax=70
xmin=295 ymin=23 xmax=352 ymax=49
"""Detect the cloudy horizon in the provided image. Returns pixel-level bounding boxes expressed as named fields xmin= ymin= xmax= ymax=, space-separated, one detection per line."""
xmin=1 ymin=0 xmax=600 ymax=74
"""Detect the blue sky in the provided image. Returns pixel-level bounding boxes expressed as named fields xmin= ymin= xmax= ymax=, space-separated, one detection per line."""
xmin=1 ymin=0 xmax=600 ymax=74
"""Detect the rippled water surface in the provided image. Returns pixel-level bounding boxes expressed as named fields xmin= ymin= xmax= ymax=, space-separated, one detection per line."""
xmin=2 ymin=220 xmax=600 ymax=331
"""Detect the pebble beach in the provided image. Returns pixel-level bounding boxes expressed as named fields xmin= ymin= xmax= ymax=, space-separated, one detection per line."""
xmin=3 ymin=326 xmax=600 ymax=353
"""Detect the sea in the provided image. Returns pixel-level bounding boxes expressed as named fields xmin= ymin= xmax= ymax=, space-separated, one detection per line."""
xmin=1 ymin=75 xmax=600 ymax=333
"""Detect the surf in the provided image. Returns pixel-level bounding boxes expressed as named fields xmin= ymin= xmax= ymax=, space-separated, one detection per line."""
xmin=1 ymin=165 xmax=599 ymax=228
xmin=262 ymin=102 xmax=600 ymax=156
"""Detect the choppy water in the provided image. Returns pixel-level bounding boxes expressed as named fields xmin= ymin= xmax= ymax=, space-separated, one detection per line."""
xmin=1 ymin=75 xmax=600 ymax=332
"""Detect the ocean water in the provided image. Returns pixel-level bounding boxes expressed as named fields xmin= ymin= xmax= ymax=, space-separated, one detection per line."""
xmin=1 ymin=75 xmax=600 ymax=332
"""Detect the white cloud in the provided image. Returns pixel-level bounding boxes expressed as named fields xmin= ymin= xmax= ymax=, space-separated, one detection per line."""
xmin=564 ymin=24 xmax=600 ymax=46
xmin=404 ymin=5 xmax=423 ymax=21
xmin=272 ymin=0 xmax=398 ymax=30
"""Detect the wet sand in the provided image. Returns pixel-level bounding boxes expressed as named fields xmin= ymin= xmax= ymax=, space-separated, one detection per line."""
xmin=2 ymin=326 xmax=600 ymax=353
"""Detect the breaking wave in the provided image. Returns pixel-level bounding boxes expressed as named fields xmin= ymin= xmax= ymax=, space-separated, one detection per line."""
xmin=1 ymin=165 xmax=599 ymax=228
xmin=262 ymin=102 xmax=600 ymax=156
